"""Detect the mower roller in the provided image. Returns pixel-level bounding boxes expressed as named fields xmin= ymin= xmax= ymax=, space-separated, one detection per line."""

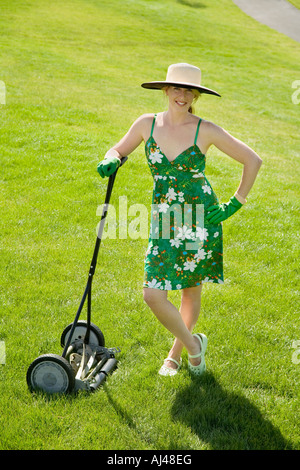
xmin=26 ymin=157 xmax=127 ymax=394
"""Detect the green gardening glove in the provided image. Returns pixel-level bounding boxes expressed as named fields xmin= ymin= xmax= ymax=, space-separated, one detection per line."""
xmin=207 ymin=196 xmax=243 ymax=224
xmin=97 ymin=156 xmax=120 ymax=178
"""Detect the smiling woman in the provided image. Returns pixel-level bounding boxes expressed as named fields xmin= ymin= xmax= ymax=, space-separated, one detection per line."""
xmin=0 ymin=0 xmax=298 ymax=449
xmin=97 ymin=62 xmax=262 ymax=378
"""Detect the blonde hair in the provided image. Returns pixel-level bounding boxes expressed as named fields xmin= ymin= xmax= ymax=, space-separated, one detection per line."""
xmin=189 ymin=90 xmax=200 ymax=114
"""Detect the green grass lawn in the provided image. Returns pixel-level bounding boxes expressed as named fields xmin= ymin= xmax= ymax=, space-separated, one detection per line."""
xmin=289 ymin=0 xmax=300 ymax=9
xmin=0 ymin=0 xmax=299 ymax=450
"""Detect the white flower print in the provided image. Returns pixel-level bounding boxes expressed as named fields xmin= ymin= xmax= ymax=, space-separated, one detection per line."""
xmin=174 ymin=263 xmax=182 ymax=271
xmin=194 ymin=248 xmax=206 ymax=262
xmin=183 ymin=260 xmax=197 ymax=272
xmin=213 ymin=231 xmax=219 ymax=238
xmin=147 ymin=279 xmax=162 ymax=289
xmin=152 ymin=247 xmax=159 ymax=256
xmin=195 ymin=227 xmax=209 ymax=241
xmin=170 ymin=238 xmax=182 ymax=248
xmin=149 ymin=150 xmax=163 ymax=164
xmin=203 ymin=277 xmax=214 ymax=283
xmin=202 ymin=184 xmax=212 ymax=195
xmin=178 ymin=191 xmax=185 ymax=202
xmin=176 ymin=284 xmax=182 ymax=289
xmin=158 ymin=202 xmax=169 ymax=213
xmin=166 ymin=187 xmax=177 ymax=203
xmin=192 ymin=172 xmax=204 ymax=178
xmin=176 ymin=225 xmax=193 ymax=240
xmin=207 ymin=250 xmax=213 ymax=259
xmin=165 ymin=280 xmax=172 ymax=290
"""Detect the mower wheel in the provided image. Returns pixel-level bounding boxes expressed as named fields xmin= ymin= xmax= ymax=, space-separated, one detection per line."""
xmin=27 ymin=354 xmax=75 ymax=394
xmin=60 ymin=321 xmax=105 ymax=348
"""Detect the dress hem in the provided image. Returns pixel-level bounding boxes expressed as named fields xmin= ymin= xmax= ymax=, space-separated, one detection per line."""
xmin=143 ymin=277 xmax=224 ymax=291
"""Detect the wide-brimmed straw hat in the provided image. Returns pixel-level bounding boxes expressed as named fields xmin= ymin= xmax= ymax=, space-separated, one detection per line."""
xmin=141 ymin=63 xmax=221 ymax=97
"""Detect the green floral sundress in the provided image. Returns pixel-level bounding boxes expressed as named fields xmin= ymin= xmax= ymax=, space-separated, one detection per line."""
xmin=143 ymin=114 xmax=223 ymax=290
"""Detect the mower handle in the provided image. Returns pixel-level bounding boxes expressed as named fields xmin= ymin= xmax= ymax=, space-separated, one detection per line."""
xmin=119 ymin=155 xmax=128 ymax=167
xmin=61 ymin=154 xmax=128 ymax=359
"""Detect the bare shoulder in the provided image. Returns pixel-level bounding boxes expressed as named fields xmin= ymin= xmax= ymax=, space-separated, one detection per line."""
xmin=133 ymin=113 xmax=155 ymax=127
xmin=197 ymin=119 xmax=223 ymax=154
xmin=131 ymin=113 xmax=156 ymax=141
xmin=200 ymin=119 xmax=222 ymax=135
xmin=200 ymin=119 xmax=236 ymax=147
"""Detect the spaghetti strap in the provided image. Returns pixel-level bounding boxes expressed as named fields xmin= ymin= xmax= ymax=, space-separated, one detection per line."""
xmin=194 ymin=118 xmax=202 ymax=145
xmin=150 ymin=114 xmax=157 ymax=138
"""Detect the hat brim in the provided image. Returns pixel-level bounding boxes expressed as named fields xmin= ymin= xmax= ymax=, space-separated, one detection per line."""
xmin=141 ymin=81 xmax=221 ymax=97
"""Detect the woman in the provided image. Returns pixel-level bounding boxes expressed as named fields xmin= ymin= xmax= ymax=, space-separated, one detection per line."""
xmin=97 ymin=63 xmax=262 ymax=377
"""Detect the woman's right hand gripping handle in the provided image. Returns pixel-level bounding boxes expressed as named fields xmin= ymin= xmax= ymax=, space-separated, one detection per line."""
xmin=97 ymin=154 xmax=121 ymax=178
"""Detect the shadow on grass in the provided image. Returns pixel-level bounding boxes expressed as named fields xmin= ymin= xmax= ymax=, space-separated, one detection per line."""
xmin=176 ymin=0 xmax=206 ymax=8
xmin=171 ymin=372 xmax=293 ymax=450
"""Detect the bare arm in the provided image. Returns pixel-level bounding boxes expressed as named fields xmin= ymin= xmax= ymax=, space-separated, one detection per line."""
xmin=202 ymin=122 xmax=262 ymax=201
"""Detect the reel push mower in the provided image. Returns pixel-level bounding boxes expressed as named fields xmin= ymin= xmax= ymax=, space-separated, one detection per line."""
xmin=26 ymin=157 xmax=127 ymax=394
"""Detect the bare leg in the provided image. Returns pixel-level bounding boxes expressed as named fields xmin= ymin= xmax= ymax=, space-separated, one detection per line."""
xmin=143 ymin=286 xmax=202 ymax=367
xmin=166 ymin=284 xmax=203 ymax=369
